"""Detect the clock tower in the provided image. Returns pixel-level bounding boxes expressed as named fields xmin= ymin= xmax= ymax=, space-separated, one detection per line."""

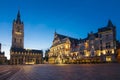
xmin=12 ymin=10 xmax=24 ymax=48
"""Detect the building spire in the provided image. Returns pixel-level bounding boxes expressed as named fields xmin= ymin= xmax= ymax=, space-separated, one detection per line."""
xmin=16 ymin=10 xmax=21 ymax=23
xmin=107 ymin=19 xmax=114 ymax=27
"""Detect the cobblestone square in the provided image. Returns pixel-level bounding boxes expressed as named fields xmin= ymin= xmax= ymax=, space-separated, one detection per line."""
xmin=0 ymin=64 xmax=120 ymax=80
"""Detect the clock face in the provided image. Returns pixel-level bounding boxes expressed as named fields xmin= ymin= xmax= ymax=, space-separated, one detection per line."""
xmin=15 ymin=32 xmax=22 ymax=35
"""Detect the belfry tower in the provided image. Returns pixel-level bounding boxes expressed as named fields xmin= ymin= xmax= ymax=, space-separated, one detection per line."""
xmin=10 ymin=10 xmax=43 ymax=65
xmin=12 ymin=10 xmax=24 ymax=48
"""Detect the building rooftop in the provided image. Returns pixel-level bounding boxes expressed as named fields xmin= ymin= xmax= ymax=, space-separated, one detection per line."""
xmin=11 ymin=48 xmax=43 ymax=54
xmin=52 ymin=33 xmax=79 ymax=47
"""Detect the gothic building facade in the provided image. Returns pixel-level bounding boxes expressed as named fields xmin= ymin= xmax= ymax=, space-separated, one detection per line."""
xmin=48 ymin=32 xmax=79 ymax=63
xmin=10 ymin=11 xmax=43 ymax=65
xmin=48 ymin=20 xmax=117 ymax=64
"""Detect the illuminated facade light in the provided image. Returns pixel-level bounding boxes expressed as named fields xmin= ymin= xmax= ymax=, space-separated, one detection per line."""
xmin=102 ymin=50 xmax=106 ymax=55
xmin=85 ymin=54 xmax=89 ymax=57
xmin=112 ymin=49 xmax=114 ymax=54
xmin=106 ymin=56 xmax=112 ymax=62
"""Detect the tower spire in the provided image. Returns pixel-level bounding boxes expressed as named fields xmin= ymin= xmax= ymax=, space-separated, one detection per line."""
xmin=16 ymin=10 xmax=21 ymax=23
xmin=107 ymin=19 xmax=114 ymax=27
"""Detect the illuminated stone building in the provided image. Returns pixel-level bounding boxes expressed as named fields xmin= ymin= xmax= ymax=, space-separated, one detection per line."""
xmin=97 ymin=20 xmax=117 ymax=62
xmin=78 ymin=20 xmax=117 ymax=63
xmin=48 ymin=20 xmax=117 ymax=63
xmin=48 ymin=32 xmax=79 ymax=64
xmin=0 ymin=43 xmax=7 ymax=64
xmin=10 ymin=11 xmax=43 ymax=65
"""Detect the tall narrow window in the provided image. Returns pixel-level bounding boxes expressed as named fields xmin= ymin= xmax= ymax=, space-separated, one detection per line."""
xmin=20 ymin=39 xmax=22 ymax=44
xmin=17 ymin=27 xmax=20 ymax=32
xmin=100 ymin=40 xmax=102 ymax=44
xmin=14 ymin=38 xmax=16 ymax=43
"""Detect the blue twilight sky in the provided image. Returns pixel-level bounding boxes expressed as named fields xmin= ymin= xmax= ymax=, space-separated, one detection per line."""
xmin=0 ymin=0 xmax=120 ymax=59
